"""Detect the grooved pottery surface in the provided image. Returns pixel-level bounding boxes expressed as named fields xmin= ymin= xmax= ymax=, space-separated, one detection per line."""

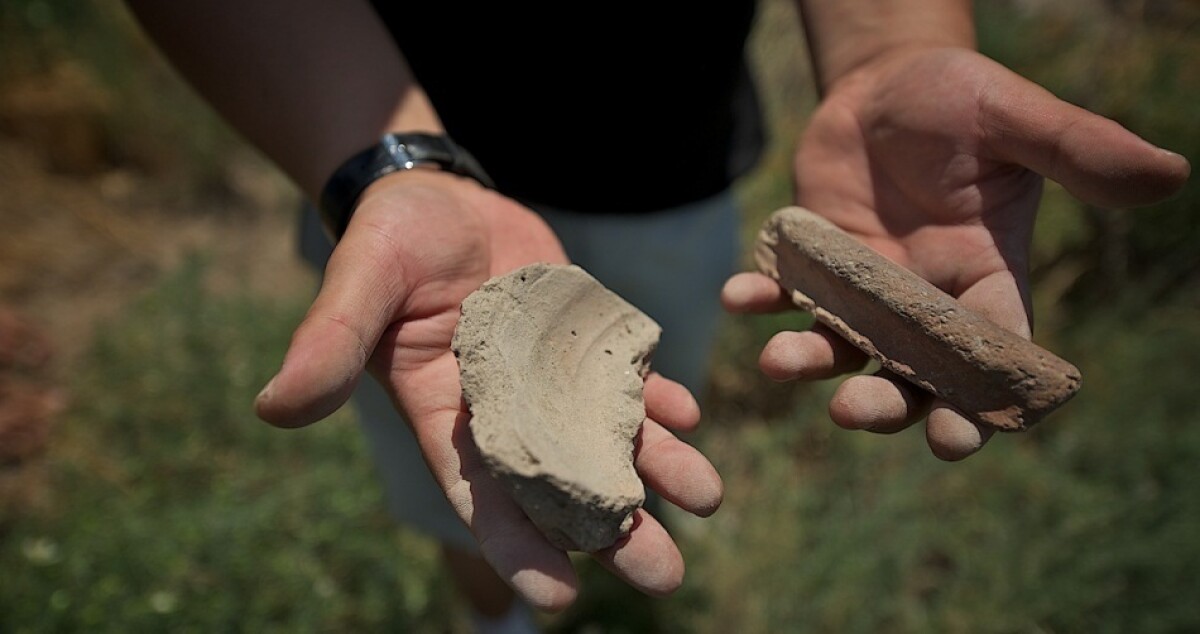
xmin=452 ymin=263 xmax=660 ymax=551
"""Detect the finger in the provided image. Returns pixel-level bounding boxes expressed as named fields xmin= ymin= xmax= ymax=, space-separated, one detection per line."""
xmin=828 ymin=371 xmax=931 ymax=433
xmin=981 ymin=68 xmax=1190 ymax=209
xmin=926 ymin=403 xmax=995 ymax=461
xmin=255 ymin=228 xmax=411 ymax=428
xmin=473 ymin=502 xmax=580 ymax=613
xmin=955 ymin=270 xmax=1033 ymax=339
xmin=592 ymin=509 xmax=685 ymax=598
xmin=635 ymin=418 xmax=723 ymax=518
xmin=720 ymin=272 xmax=794 ymax=313
xmin=759 ymin=324 xmax=869 ymax=382
xmin=414 ymin=388 xmax=579 ymax=612
xmin=643 ymin=373 xmax=701 ymax=433
xmin=926 ymin=269 xmax=1027 ymax=459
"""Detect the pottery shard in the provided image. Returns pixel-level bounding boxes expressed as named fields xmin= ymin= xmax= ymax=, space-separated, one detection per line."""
xmin=451 ymin=263 xmax=660 ymax=552
xmin=756 ymin=207 xmax=1081 ymax=431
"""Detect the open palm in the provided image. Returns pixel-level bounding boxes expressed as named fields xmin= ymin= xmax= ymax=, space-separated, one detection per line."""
xmin=724 ymin=47 xmax=1189 ymax=459
xmin=254 ymin=170 xmax=723 ymax=611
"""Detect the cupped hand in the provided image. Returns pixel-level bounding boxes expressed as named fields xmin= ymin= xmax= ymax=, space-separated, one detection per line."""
xmin=723 ymin=46 xmax=1189 ymax=460
xmin=254 ymin=170 xmax=722 ymax=611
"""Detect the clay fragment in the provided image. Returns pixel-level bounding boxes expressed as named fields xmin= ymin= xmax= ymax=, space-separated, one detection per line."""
xmin=755 ymin=206 xmax=1081 ymax=431
xmin=451 ymin=263 xmax=660 ymax=552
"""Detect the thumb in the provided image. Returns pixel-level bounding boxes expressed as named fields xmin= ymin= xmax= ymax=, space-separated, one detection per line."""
xmin=980 ymin=71 xmax=1190 ymax=209
xmin=255 ymin=229 xmax=410 ymax=428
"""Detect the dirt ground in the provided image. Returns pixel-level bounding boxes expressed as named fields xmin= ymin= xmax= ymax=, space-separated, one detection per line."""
xmin=0 ymin=139 xmax=309 ymax=353
xmin=0 ymin=106 xmax=313 ymax=509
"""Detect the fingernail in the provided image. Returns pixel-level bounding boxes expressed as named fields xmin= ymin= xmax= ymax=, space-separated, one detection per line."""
xmin=719 ymin=283 xmax=744 ymax=305
xmin=256 ymin=377 xmax=276 ymax=405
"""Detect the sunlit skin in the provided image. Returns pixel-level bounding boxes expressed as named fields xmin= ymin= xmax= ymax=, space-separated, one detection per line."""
xmin=125 ymin=0 xmax=1190 ymax=614
xmin=254 ymin=170 xmax=722 ymax=611
xmin=722 ymin=46 xmax=1189 ymax=459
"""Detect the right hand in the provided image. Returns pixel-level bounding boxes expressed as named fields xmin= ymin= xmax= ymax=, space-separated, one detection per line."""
xmin=253 ymin=170 xmax=723 ymax=611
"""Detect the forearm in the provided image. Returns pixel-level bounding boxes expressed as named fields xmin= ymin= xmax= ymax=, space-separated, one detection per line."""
xmin=125 ymin=0 xmax=440 ymax=200
xmin=796 ymin=0 xmax=975 ymax=91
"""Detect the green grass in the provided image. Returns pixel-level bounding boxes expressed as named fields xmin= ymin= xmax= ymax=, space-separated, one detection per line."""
xmin=0 ymin=257 xmax=458 ymax=632
xmin=673 ymin=312 xmax=1200 ymax=633
xmin=5 ymin=256 xmax=1198 ymax=632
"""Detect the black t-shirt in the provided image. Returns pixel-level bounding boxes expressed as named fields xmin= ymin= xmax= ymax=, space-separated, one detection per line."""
xmin=368 ymin=2 xmax=764 ymax=213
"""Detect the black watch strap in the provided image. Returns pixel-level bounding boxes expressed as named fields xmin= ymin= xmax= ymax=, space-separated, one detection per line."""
xmin=318 ymin=132 xmax=495 ymax=239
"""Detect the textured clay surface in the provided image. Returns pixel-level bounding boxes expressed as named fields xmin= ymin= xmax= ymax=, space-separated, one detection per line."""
xmin=452 ymin=263 xmax=660 ymax=552
xmin=756 ymin=207 xmax=1081 ymax=431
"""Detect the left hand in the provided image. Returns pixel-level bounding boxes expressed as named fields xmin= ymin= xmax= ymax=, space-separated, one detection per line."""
xmin=723 ymin=46 xmax=1189 ymax=460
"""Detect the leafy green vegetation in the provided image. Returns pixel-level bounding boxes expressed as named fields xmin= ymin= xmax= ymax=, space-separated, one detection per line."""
xmin=1 ymin=258 xmax=459 ymax=632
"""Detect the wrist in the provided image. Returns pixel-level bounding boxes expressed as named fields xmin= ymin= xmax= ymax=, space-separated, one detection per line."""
xmin=356 ymin=162 xmax=477 ymax=206
xmin=799 ymin=0 xmax=976 ymax=92
xmin=820 ymin=43 xmax=971 ymax=101
xmin=318 ymin=132 xmax=493 ymax=240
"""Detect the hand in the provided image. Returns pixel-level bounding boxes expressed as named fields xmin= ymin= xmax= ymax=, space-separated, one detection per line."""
xmin=723 ymin=46 xmax=1189 ymax=460
xmin=254 ymin=170 xmax=723 ymax=610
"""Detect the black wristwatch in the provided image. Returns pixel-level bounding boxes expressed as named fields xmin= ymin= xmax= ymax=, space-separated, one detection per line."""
xmin=318 ymin=132 xmax=495 ymax=239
